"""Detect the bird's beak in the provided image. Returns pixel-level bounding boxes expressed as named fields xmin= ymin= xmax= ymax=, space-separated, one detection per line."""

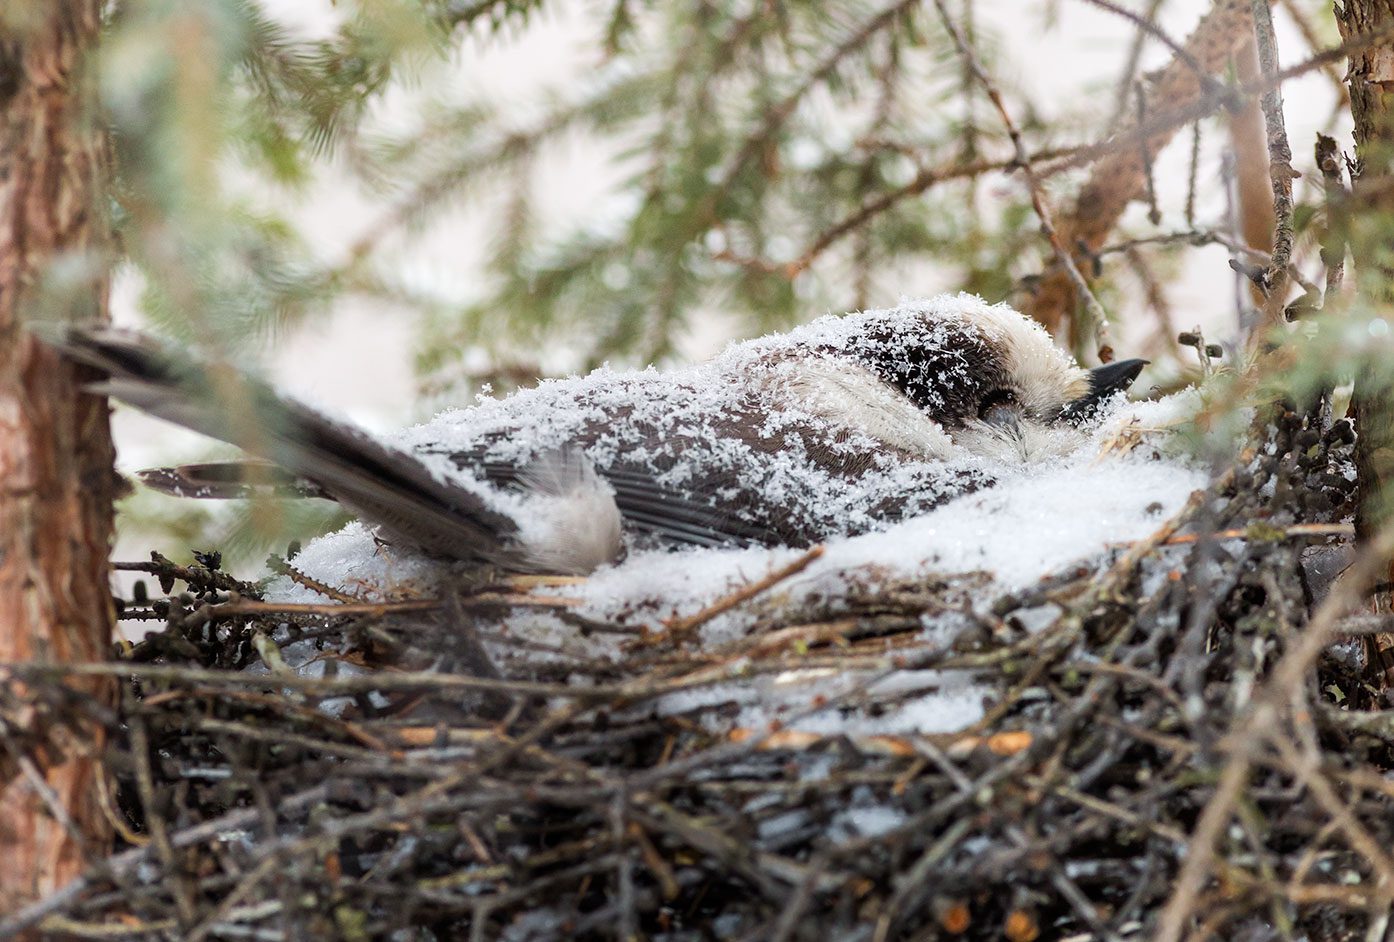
xmin=1058 ymin=358 xmax=1148 ymax=424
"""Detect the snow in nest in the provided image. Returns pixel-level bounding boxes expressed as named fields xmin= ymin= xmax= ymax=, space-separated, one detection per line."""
xmin=549 ymin=391 xmax=1206 ymax=639
xmin=259 ymin=296 xmax=1209 ymax=740
xmin=264 ymin=390 xmax=1206 ymax=740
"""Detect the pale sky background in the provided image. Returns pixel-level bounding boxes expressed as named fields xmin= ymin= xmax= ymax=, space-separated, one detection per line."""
xmin=108 ymin=0 xmax=1345 ymax=566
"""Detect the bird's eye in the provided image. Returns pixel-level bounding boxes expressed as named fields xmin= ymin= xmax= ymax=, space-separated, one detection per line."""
xmin=978 ymin=388 xmax=1018 ymax=419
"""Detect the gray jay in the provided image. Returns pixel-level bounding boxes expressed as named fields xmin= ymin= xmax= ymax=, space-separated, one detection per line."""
xmin=50 ymin=295 xmax=1144 ymax=574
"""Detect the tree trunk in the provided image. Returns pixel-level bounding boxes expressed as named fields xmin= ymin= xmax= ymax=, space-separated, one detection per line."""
xmin=1336 ymin=1 xmax=1394 ymax=677
xmin=0 ymin=2 xmax=116 ymax=916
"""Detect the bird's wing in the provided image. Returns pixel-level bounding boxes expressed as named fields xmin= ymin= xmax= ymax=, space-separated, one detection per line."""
xmin=473 ymin=459 xmax=772 ymax=549
xmin=138 ymin=460 xmax=329 ymax=499
xmin=139 ymin=452 xmax=771 ymax=553
xmin=140 ymin=450 xmax=773 ymax=550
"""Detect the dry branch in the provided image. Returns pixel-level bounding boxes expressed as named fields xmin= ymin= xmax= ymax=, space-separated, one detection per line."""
xmin=1025 ymin=0 xmax=1255 ymax=340
xmin=1248 ymin=0 xmax=1297 ymax=328
xmin=932 ymin=0 xmax=1115 ymax=358
xmin=1316 ymin=133 xmax=1348 ymax=304
xmin=1228 ymin=33 xmax=1277 ymax=264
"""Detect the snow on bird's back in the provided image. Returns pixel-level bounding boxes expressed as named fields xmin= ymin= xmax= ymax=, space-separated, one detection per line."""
xmin=571 ymin=393 xmax=1206 ymax=633
xmin=544 ymin=393 xmax=1206 ymax=741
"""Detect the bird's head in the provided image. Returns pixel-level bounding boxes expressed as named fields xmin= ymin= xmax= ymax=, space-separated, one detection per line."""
xmin=785 ymin=295 xmax=1146 ymax=463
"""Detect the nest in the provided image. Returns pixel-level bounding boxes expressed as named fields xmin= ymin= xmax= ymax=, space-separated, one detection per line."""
xmin=4 ymin=408 xmax=1393 ymax=942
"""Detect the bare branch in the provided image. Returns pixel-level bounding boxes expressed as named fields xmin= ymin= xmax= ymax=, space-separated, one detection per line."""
xmin=1249 ymin=0 xmax=1298 ymax=327
xmin=932 ymin=0 xmax=1115 ymax=358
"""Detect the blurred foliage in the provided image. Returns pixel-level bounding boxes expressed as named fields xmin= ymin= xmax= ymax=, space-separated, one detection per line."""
xmin=97 ymin=0 xmax=1082 ymax=364
xmin=116 ymin=487 xmax=352 ymax=570
xmin=92 ymin=0 xmax=1373 ymax=565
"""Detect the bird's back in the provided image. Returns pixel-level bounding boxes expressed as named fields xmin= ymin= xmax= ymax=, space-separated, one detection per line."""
xmin=394 ymin=356 xmax=992 ymax=549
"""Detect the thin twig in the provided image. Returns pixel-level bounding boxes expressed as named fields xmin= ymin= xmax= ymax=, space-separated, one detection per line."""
xmin=1249 ymin=0 xmax=1297 ymax=326
xmin=931 ymin=0 xmax=1114 ymax=358
xmin=1136 ymin=83 xmax=1163 ymax=225
xmin=1107 ymin=0 xmax=1172 ymax=129
xmin=266 ymin=556 xmax=360 ymax=603
xmin=1275 ymin=0 xmax=1351 ymax=99
xmin=114 ymin=552 xmax=253 ymax=595
xmin=1081 ymin=0 xmax=1207 ymax=81
xmin=1316 ymin=133 xmax=1348 ymax=304
xmin=179 ymin=594 xmax=579 ymax=624
xmin=1185 ymin=120 xmax=1202 ymax=225
xmin=1108 ymin=522 xmax=1353 ymax=548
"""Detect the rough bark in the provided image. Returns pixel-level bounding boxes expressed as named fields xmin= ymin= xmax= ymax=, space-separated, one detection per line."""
xmin=0 ymin=1 xmax=116 ymax=916
xmin=1336 ymin=2 xmax=1394 ymax=679
xmin=1024 ymin=0 xmax=1255 ymax=340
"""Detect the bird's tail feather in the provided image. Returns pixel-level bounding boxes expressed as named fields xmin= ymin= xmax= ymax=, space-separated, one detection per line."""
xmin=49 ymin=327 xmax=612 ymax=572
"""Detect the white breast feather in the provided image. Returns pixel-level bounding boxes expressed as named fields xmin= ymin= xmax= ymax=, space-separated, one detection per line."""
xmin=951 ymin=420 xmax=1087 ymax=463
xmin=769 ymin=358 xmax=957 ymax=459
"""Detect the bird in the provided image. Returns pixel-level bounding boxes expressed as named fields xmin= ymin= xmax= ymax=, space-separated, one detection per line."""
xmin=48 ymin=294 xmax=1145 ymax=575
